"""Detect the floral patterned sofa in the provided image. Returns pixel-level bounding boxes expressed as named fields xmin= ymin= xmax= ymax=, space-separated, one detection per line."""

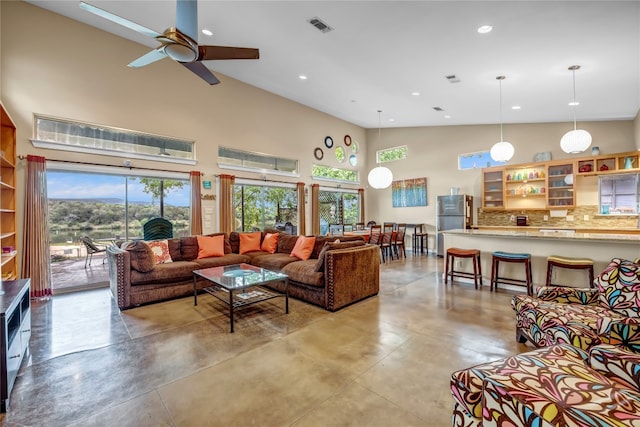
xmin=512 ymin=257 xmax=640 ymax=353
xmin=450 ymin=343 xmax=640 ymax=426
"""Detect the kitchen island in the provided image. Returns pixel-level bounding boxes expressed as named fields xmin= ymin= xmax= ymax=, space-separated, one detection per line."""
xmin=443 ymin=229 xmax=640 ymax=289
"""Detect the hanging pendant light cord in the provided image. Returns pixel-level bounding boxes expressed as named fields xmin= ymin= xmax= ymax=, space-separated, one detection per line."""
xmin=499 ymin=79 xmax=504 ymax=142
xmin=377 ymin=109 xmax=382 ymax=166
xmin=571 ymin=67 xmax=578 ymax=132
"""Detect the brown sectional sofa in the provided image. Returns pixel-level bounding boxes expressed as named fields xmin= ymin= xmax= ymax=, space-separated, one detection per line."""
xmin=107 ymin=231 xmax=380 ymax=312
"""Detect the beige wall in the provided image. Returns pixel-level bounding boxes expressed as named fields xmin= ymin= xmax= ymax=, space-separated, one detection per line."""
xmin=1 ymin=1 xmax=367 ymax=242
xmin=635 ymin=110 xmax=640 ymax=150
xmin=365 ymin=120 xmax=635 ymax=230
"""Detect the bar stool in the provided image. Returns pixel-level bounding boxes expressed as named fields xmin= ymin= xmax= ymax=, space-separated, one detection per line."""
xmin=412 ymin=224 xmax=428 ymax=255
xmin=445 ymin=248 xmax=482 ymax=289
xmin=546 ymin=255 xmax=595 ymax=288
xmin=491 ymin=251 xmax=533 ymax=296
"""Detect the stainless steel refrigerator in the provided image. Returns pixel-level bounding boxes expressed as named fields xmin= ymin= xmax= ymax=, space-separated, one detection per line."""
xmin=436 ymin=195 xmax=474 ymax=256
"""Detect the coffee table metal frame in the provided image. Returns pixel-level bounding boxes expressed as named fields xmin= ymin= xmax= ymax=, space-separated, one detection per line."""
xmin=193 ymin=263 xmax=289 ymax=333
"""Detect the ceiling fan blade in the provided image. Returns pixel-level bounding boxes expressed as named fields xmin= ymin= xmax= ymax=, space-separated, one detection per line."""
xmin=128 ymin=49 xmax=168 ymax=68
xmin=182 ymin=62 xmax=221 ymax=85
xmin=198 ymin=46 xmax=260 ymax=61
xmin=176 ymin=0 xmax=198 ymax=42
xmin=79 ymin=1 xmax=162 ymax=39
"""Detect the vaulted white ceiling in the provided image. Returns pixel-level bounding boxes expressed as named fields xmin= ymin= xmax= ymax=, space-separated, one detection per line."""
xmin=25 ymin=1 xmax=640 ymax=129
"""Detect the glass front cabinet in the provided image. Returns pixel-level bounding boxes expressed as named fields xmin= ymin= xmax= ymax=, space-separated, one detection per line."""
xmin=482 ymin=169 xmax=504 ymax=208
xmin=547 ymin=163 xmax=575 ymax=207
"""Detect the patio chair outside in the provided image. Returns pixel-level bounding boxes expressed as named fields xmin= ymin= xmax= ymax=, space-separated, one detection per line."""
xmin=81 ymin=236 xmax=107 ymax=268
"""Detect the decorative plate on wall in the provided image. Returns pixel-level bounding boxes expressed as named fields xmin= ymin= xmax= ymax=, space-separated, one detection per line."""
xmin=344 ymin=135 xmax=352 ymax=146
xmin=349 ymin=154 xmax=357 ymax=166
xmin=335 ymin=146 xmax=346 ymax=163
xmin=324 ymin=136 xmax=334 ymax=148
xmin=351 ymin=140 xmax=359 ymax=153
xmin=314 ymin=147 xmax=324 ymax=161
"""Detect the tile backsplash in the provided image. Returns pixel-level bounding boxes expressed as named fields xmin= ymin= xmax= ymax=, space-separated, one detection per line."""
xmin=477 ymin=205 xmax=638 ymax=229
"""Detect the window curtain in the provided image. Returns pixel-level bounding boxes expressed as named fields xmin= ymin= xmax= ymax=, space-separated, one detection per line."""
xmin=297 ymin=182 xmax=306 ymax=236
xmin=311 ymin=184 xmax=320 ymax=235
xmin=190 ymin=171 xmax=202 ymax=235
xmin=219 ymin=174 xmax=235 ymax=234
xmin=358 ymin=188 xmax=365 ymax=223
xmin=22 ymin=155 xmax=52 ymax=298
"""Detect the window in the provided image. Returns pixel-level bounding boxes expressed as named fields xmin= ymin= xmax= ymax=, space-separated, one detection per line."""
xmin=312 ymin=164 xmax=359 ymax=183
xmin=233 ymin=182 xmax=298 ymax=232
xmin=318 ymin=190 xmax=359 ymax=235
xmin=377 ymin=145 xmax=408 ymax=163
xmin=218 ymin=147 xmax=298 ymax=176
xmin=459 ymin=150 xmax=506 ymax=170
xmin=599 ymin=174 xmax=639 ymax=215
xmin=33 ymin=115 xmax=195 ymax=164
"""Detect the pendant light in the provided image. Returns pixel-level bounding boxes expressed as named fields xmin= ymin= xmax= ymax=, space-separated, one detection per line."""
xmin=560 ymin=65 xmax=592 ymax=154
xmin=367 ymin=110 xmax=393 ymax=189
xmin=490 ymin=76 xmax=515 ymax=162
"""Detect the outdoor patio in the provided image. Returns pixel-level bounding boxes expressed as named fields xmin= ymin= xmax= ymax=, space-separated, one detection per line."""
xmin=51 ymin=244 xmax=109 ymax=293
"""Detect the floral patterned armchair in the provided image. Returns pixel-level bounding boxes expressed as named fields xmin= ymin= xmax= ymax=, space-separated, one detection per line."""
xmin=512 ymin=257 xmax=640 ymax=353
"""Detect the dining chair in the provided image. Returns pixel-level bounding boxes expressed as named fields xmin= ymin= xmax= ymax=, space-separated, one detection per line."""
xmin=368 ymin=225 xmax=383 ymax=263
xmin=366 ymin=220 xmax=377 ymax=228
xmin=355 ymin=222 xmax=365 ymax=231
xmin=412 ymin=224 xmax=428 ymax=255
xmin=380 ymin=227 xmax=396 ymax=262
xmin=393 ymin=223 xmax=407 ymax=258
xmin=383 ymin=223 xmax=395 ymax=234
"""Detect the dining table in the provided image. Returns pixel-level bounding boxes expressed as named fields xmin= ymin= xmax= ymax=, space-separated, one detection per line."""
xmin=343 ymin=230 xmax=371 ymax=243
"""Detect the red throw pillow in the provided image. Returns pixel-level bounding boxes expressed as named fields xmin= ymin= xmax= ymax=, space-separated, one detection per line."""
xmin=239 ymin=231 xmax=262 ymax=254
xmin=261 ymin=232 xmax=279 ymax=254
xmin=290 ymin=236 xmax=316 ymax=260
xmin=197 ymin=235 xmax=225 ymax=258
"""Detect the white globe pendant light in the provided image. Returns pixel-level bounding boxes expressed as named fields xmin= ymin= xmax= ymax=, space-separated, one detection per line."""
xmin=560 ymin=65 xmax=592 ymax=154
xmin=367 ymin=110 xmax=393 ymax=189
xmin=490 ymin=76 xmax=514 ymax=162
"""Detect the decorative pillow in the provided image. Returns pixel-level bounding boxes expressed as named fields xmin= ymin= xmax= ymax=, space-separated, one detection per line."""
xmin=261 ymin=232 xmax=279 ymax=254
xmin=239 ymin=231 xmax=262 ymax=254
xmin=314 ymin=240 xmax=365 ymax=272
xmin=596 ymin=258 xmax=640 ymax=317
xmin=197 ymin=235 xmax=225 ymax=259
xmin=290 ymin=236 xmax=316 ymax=261
xmin=124 ymin=240 xmax=156 ymax=273
xmin=144 ymin=239 xmax=173 ymax=264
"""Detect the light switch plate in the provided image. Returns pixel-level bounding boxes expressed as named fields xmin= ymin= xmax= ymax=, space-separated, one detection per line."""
xmin=566 ymin=215 xmax=574 ymax=221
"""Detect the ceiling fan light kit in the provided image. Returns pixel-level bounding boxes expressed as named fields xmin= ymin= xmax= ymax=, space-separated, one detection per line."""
xmin=490 ymin=76 xmax=515 ymax=162
xmin=79 ymin=0 xmax=259 ymax=85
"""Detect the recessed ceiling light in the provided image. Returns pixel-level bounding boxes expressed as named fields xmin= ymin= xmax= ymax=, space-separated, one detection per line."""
xmin=444 ymin=115 xmax=452 ymax=119
xmin=299 ymin=75 xmax=308 ymax=80
xmin=411 ymin=92 xmax=420 ymax=96
xmin=568 ymin=101 xmax=580 ymax=106
xmin=477 ymin=25 xmax=493 ymax=34
xmin=201 ymin=29 xmax=213 ymax=36
xmin=512 ymin=105 xmax=521 ymax=110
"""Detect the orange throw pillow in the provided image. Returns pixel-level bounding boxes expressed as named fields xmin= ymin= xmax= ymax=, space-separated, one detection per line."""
xmin=290 ymin=236 xmax=316 ymax=260
xmin=261 ymin=232 xmax=279 ymax=254
xmin=239 ymin=231 xmax=262 ymax=254
xmin=197 ymin=235 xmax=225 ymax=259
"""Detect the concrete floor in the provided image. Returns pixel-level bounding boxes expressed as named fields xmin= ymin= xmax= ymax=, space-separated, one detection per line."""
xmin=3 ymin=253 xmax=530 ymax=426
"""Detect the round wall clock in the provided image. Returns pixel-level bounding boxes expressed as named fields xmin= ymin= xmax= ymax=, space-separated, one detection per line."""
xmin=324 ymin=136 xmax=334 ymax=148
xmin=314 ymin=147 xmax=324 ymax=161
xmin=344 ymin=135 xmax=352 ymax=146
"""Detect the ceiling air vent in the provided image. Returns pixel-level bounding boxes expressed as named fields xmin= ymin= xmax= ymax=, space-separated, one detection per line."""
xmin=433 ymin=107 xmax=444 ymax=112
xmin=308 ymin=17 xmax=333 ymax=33
xmin=446 ymin=74 xmax=461 ymax=83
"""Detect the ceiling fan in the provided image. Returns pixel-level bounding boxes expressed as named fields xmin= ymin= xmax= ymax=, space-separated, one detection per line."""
xmin=79 ymin=0 xmax=259 ymax=85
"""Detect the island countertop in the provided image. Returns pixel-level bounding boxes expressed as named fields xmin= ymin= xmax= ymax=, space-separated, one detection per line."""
xmin=445 ymin=228 xmax=640 ymax=244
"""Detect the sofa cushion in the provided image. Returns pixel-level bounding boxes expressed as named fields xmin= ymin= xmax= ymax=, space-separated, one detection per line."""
xmin=130 ymin=261 xmax=199 ymax=286
xmin=181 ymin=234 xmax=231 ymax=261
xmin=261 ymin=232 xmax=279 ymax=254
xmin=145 ymin=239 xmax=173 ymax=264
xmin=277 ymin=233 xmax=299 ymax=255
xmin=290 ymin=236 xmax=316 ymax=260
xmin=283 ymin=260 xmax=324 ymax=287
xmin=250 ymin=253 xmax=299 ymax=271
xmin=124 ymin=240 xmax=156 ymax=273
xmin=192 ymin=253 xmax=250 ymax=269
xmin=314 ymin=240 xmax=366 ymax=272
xmin=239 ymin=231 xmax=262 ymax=254
xmin=168 ymin=238 xmax=182 ymax=261
xmin=596 ymin=258 xmax=640 ymax=318
xmin=197 ymin=235 xmax=225 ymax=258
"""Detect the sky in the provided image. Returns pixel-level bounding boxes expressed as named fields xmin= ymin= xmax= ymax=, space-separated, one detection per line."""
xmin=46 ymin=171 xmax=190 ymax=206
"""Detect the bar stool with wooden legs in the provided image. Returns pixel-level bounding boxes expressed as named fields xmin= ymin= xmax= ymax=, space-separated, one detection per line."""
xmin=445 ymin=248 xmax=482 ymax=289
xmin=412 ymin=224 xmax=428 ymax=255
xmin=546 ymin=255 xmax=595 ymax=288
xmin=490 ymin=251 xmax=533 ymax=296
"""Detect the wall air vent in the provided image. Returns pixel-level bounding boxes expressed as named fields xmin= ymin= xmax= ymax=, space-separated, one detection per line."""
xmin=433 ymin=107 xmax=444 ymax=111
xmin=308 ymin=17 xmax=333 ymax=33
xmin=446 ymin=74 xmax=461 ymax=83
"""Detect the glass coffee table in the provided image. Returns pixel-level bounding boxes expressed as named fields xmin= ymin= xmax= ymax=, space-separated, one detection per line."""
xmin=193 ymin=263 xmax=288 ymax=333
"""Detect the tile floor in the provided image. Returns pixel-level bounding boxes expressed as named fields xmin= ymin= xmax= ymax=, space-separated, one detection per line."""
xmin=2 ymin=254 xmax=530 ymax=426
